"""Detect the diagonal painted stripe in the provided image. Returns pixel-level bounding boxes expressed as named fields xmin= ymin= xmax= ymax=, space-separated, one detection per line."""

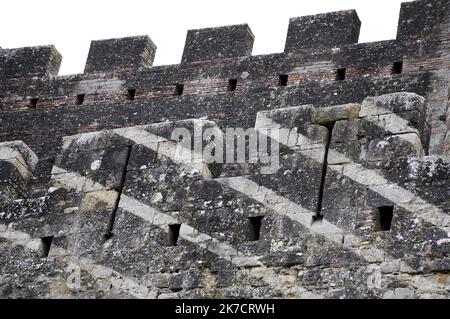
xmin=50 ymin=166 xmax=323 ymax=296
xmin=255 ymin=111 xmax=450 ymax=234
xmin=59 ymin=122 xmax=450 ymax=294
xmin=109 ymin=124 xmax=407 ymax=267
xmin=358 ymin=94 xmax=427 ymax=147
xmin=218 ymin=176 xmax=449 ymax=293
xmin=331 ymin=160 xmax=450 ymax=230
xmin=54 ymin=118 xmax=447 ymax=296
xmin=216 ymin=176 xmax=393 ymax=264
xmin=114 ymin=125 xmax=213 ymax=178
xmin=109 ymin=122 xmax=410 ymax=263
xmin=360 ymin=109 xmax=425 ymax=156
xmin=361 ymin=105 xmax=422 ymax=135
xmin=118 ymin=194 xmax=263 ymax=266
xmin=0 ymin=223 xmax=155 ymax=298
xmin=56 ymin=126 xmax=323 ymax=295
xmin=52 ymin=166 xmax=263 ymax=268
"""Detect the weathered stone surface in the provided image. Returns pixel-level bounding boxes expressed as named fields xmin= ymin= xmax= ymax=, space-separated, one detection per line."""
xmin=0 ymin=0 xmax=449 ymax=299
xmin=84 ymin=36 xmax=157 ymax=73
xmin=312 ymin=103 xmax=360 ymax=125
xmin=0 ymin=141 xmax=37 ymax=203
xmin=0 ymin=45 xmax=61 ymax=80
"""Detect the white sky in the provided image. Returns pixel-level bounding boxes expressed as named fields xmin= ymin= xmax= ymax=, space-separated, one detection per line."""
xmin=1 ymin=0 xmax=412 ymax=75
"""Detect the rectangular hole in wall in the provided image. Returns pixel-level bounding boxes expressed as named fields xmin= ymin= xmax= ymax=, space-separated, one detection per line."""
xmin=336 ymin=68 xmax=346 ymax=81
xmin=168 ymin=224 xmax=181 ymax=246
xmin=127 ymin=88 xmax=136 ymax=100
xmin=227 ymin=79 xmax=237 ymax=91
xmin=278 ymin=74 xmax=288 ymax=86
xmin=38 ymin=236 xmax=53 ymax=258
xmin=392 ymin=61 xmax=403 ymax=74
xmin=376 ymin=206 xmax=394 ymax=231
xmin=29 ymin=98 xmax=38 ymax=108
xmin=75 ymin=94 xmax=85 ymax=105
xmin=174 ymin=83 xmax=184 ymax=96
xmin=248 ymin=216 xmax=263 ymax=241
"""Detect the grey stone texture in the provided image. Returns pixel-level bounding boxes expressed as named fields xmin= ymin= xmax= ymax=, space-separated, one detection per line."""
xmin=84 ymin=36 xmax=157 ymax=73
xmin=0 ymin=0 xmax=449 ymax=299
xmin=285 ymin=10 xmax=361 ymax=52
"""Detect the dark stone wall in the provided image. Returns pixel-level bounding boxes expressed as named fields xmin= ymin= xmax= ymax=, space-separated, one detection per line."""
xmin=0 ymin=0 xmax=448 ymax=299
xmin=84 ymin=36 xmax=157 ymax=73
xmin=285 ymin=10 xmax=361 ymax=52
xmin=0 ymin=0 xmax=447 ymax=203
xmin=181 ymin=24 xmax=254 ymax=63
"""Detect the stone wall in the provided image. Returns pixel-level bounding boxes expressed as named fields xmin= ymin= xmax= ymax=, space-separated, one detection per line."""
xmin=0 ymin=0 xmax=448 ymax=298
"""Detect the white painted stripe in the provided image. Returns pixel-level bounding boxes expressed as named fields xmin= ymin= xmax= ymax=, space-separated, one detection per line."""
xmin=81 ymin=118 xmax=440 ymax=269
xmin=51 ymin=167 xmax=322 ymax=298
xmin=216 ymin=176 xmax=393 ymax=265
xmin=361 ymin=106 xmax=421 ymax=133
xmin=255 ymin=111 xmax=450 ymax=234
xmin=0 ymin=141 xmax=38 ymax=172
xmin=109 ymin=124 xmax=382 ymax=264
xmin=0 ymin=223 xmax=155 ymax=298
xmin=100 ymin=120 xmax=410 ymax=265
xmin=363 ymin=113 xmax=424 ymax=156
xmin=359 ymin=96 xmax=427 ymax=153
xmin=50 ymin=166 xmax=313 ymax=294
xmin=119 ymin=194 xmax=262 ymax=266
xmin=51 ymin=165 xmax=105 ymax=193
xmin=114 ymin=126 xmax=212 ymax=178
xmin=52 ymin=166 xmax=263 ymax=267
xmin=0 ymin=147 xmax=33 ymax=180
xmin=0 ymin=223 xmax=41 ymax=251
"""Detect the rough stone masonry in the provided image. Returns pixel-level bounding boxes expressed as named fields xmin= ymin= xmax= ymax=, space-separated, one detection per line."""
xmin=0 ymin=0 xmax=449 ymax=299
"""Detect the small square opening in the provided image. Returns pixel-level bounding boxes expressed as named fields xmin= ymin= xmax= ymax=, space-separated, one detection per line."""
xmin=336 ymin=68 xmax=346 ymax=81
xmin=76 ymin=94 xmax=85 ymax=105
xmin=29 ymin=98 xmax=38 ymax=108
xmin=376 ymin=206 xmax=394 ymax=231
xmin=248 ymin=216 xmax=263 ymax=241
xmin=227 ymin=79 xmax=237 ymax=92
xmin=207 ymin=162 xmax=223 ymax=178
xmin=392 ymin=61 xmax=403 ymax=74
xmin=38 ymin=236 xmax=53 ymax=258
xmin=168 ymin=224 xmax=181 ymax=246
xmin=127 ymin=88 xmax=136 ymax=100
xmin=174 ymin=83 xmax=184 ymax=96
xmin=278 ymin=74 xmax=288 ymax=86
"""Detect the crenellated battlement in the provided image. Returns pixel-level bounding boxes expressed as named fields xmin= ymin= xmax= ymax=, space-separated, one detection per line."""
xmin=84 ymin=35 xmax=157 ymax=73
xmin=0 ymin=45 xmax=61 ymax=80
xmin=0 ymin=0 xmax=449 ymax=300
xmin=284 ymin=10 xmax=361 ymax=53
xmin=0 ymin=0 xmax=447 ymax=80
